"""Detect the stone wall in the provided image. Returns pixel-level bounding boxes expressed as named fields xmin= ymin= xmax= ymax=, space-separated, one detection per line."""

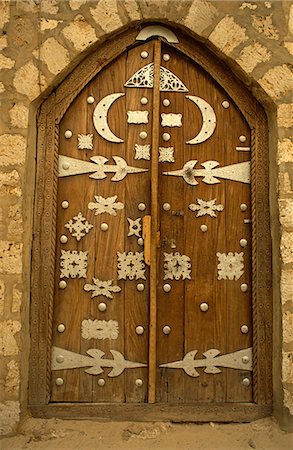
xmin=0 ymin=0 xmax=292 ymax=435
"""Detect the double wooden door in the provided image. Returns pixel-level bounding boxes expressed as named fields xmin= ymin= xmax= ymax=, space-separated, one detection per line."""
xmin=51 ymin=38 xmax=252 ymax=405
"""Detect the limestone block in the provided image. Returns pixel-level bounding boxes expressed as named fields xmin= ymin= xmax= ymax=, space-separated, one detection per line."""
xmin=0 ymin=54 xmax=15 ymax=70
xmin=40 ymin=18 xmax=61 ymax=32
xmin=0 ymin=401 xmax=20 ymax=436
xmin=123 ymin=0 xmax=141 ymax=20
xmin=252 ymin=14 xmax=279 ymax=40
xmin=0 ymin=320 xmax=21 ymax=356
xmin=16 ymin=0 xmax=39 ymax=12
xmin=279 ymin=172 xmax=293 ymax=195
xmin=62 ymin=15 xmax=97 ymax=52
xmin=282 ymin=351 xmax=293 ymax=384
xmin=236 ymin=42 xmax=271 ymax=73
xmin=0 ymin=280 xmax=4 ymax=316
xmin=0 ymin=82 xmax=4 ymax=94
xmin=11 ymin=287 xmax=22 ymax=314
xmin=4 ymin=360 xmax=20 ymax=395
xmin=289 ymin=4 xmax=293 ymax=35
xmin=283 ymin=312 xmax=293 ymax=344
xmin=69 ymin=0 xmax=87 ymax=10
xmin=0 ymin=1 xmax=10 ymax=29
xmin=0 ymin=242 xmax=22 ymax=275
xmin=0 ymin=135 xmax=26 ymax=166
xmin=279 ymin=199 xmax=293 ymax=228
xmin=278 ymin=139 xmax=293 ymax=164
xmin=34 ymin=38 xmax=69 ymax=75
xmin=0 ymin=171 xmax=21 ymax=197
xmin=13 ymin=62 xmax=47 ymax=101
xmin=0 ymin=36 xmax=7 ymax=51
xmin=9 ymin=17 xmax=36 ymax=49
xmin=284 ymin=387 xmax=293 ymax=415
xmin=182 ymin=1 xmax=218 ymax=36
xmin=259 ymin=65 xmax=293 ymax=100
xmin=284 ymin=42 xmax=293 ymax=56
xmin=277 ymin=104 xmax=293 ymax=129
xmin=40 ymin=0 xmax=59 ymax=15
xmin=239 ymin=3 xmax=257 ymax=10
xmin=9 ymin=104 xmax=29 ymax=129
xmin=281 ymin=231 xmax=293 ymax=265
xmin=90 ymin=0 xmax=123 ymax=33
xmin=8 ymin=203 xmax=23 ymax=239
xmin=209 ymin=16 xmax=248 ymax=56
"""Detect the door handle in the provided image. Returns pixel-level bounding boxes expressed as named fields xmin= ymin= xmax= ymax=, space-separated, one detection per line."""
xmin=142 ymin=215 xmax=151 ymax=266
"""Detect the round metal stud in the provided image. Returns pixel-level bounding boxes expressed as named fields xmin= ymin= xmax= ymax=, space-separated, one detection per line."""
xmin=163 ymin=203 xmax=171 ymax=211
xmin=64 ymin=130 xmax=72 ymax=139
xmin=57 ymin=323 xmax=65 ymax=333
xmin=87 ymin=96 xmax=95 ymax=104
xmin=56 ymin=355 xmax=64 ymax=363
xmin=141 ymin=51 xmax=148 ymax=58
xmin=162 ymin=132 xmax=171 ymax=142
xmin=98 ymin=378 xmax=105 ymax=387
xmin=242 ymin=377 xmax=250 ymax=387
xmin=200 ymin=224 xmax=208 ymax=233
xmin=135 ymin=378 xmax=143 ymax=387
xmin=163 ymin=325 xmax=171 ymax=335
xmin=240 ymin=238 xmax=248 ymax=248
xmin=163 ymin=99 xmax=170 ymax=107
xmin=163 ymin=284 xmax=171 ymax=293
xmin=240 ymin=203 xmax=247 ymax=212
xmin=61 ymin=200 xmax=69 ymax=209
xmin=141 ymin=97 xmax=148 ymax=105
xmin=60 ymin=235 xmax=68 ymax=244
xmin=137 ymin=238 xmax=144 ymax=246
xmin=62 ymin=162 xmax=70 ymax=170
xmin=98 ymin=302 xmax=107 ymax=312
xmin=138 ymin=203 xmax=146 ymax=211
xmin=136 ymin=326 xmax=144 ymax=335
xmin=239 ymin=135 xmax=246 ymax=142
xmin=100 ymin=223 xmax=109 ymax=231
xmin=55 ymin=377 xmax=64 ymax=386
xmin=241 ymin=283 xmax=248 ymax=292
xmin=139 ymin=131 xmax=148 ymax=140
xmin=137 ymin=283 xmax=145 ymax=292
xmin=59 ymin=280 xmax=67 ymax=289
xmin=241 ymin=325 xmax=249 ymax=334
xmin=242 ymin=356 xmax=250 ymax=364
xmin=163 ymin=53 xmax=170 ymax=61
xmin=222 ymin=101 xmax=230 ymax=109
xmin=200 ymin=302 xmax=209 ymax=312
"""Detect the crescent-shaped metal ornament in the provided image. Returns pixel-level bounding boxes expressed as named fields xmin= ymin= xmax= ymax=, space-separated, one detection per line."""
xmin=93 ymin=93 xmax=125 ymax=143
xmin=185 ymin=95 xmax=216 ymax=145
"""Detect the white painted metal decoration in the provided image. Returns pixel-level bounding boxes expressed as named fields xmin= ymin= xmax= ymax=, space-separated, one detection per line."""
xmin=216 ymin=252 xmax=244 ymax=280
xmin=88 ymin=195 xmax=124 ymax=216
xmin=84 ymin=278 xmax=121 ymax=299
xmin=81 ymin=319 xmax=119 ymax=340
xmin=163 ymin=252 xmax=191 ymax=280
xmin=134 ymin=144 xmax=151 ymax=160
xmin=159 ymin=347 xmax=252 ymax=377
xmin=189 ymin=198 xmax=224 ymax=218
xmin=159 ymin=147 xmax=175 ymax=163
xmin=136 ymin=25 xmax=179 ymax=43
xmin=117 ymin=251 xmax=146 ymax=280
xmin=161 ymin=113 xmax=182 ymax=127
xmin=163 ymin=160 xmax=250 ymax=185
xmin=127 ymin=218 xmax=142 ymax=237
xmin=64 ymin=212 xmax=93 ymax=241
xmin=124 ymin=63 xmax=188 ymax=92
xmin=58 ymin=155 xmax=148 ymax=181
xmin=51 ymin=346 xmax=147 ymax=377
xmin=78 ymin=134 xmax=93 ymax=150
xmin=127 ymin=110 xmax=149 ymax=124
xmin=185 ymin=96 xmax=216 ymax=144
xmin=60 ymin=250 xmax=88 ymax=279
xmin=236 ymin=146 xmax=251 ymax=152
xmin=93 ymin=93 xmax=125 ymax=143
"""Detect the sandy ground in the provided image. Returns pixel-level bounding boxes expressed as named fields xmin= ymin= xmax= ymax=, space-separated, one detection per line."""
xmin=0 ymin=417 xmax=292 ymax=450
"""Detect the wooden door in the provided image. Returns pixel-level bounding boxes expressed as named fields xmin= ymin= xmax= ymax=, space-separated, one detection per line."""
xmin=50 ymin=38 xmax=253 ymax=405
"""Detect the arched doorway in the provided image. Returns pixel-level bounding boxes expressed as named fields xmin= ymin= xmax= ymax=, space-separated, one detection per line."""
xmin=30 ymin=25 xmax=272 ymax=421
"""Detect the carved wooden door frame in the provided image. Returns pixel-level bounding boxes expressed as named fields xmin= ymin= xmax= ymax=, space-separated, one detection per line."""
xmin=30 ymin=25 xmax=272 ymax=421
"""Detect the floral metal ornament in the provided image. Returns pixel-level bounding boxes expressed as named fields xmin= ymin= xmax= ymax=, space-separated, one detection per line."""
xmin=78 ymin=134 xmax=93 ymax=150
xmin=189 ymin=198 xmax=224 ymax=218
xmin=117 ymin=251 xmax=146 ymax=280
xmin=216 ymin=252 xmax=244 ymax=280
xmin=60 ymin=250 xmax=88 ymax=279
xmin=88 ymin=195 xmax=124 ymax=216
xmin=134 ymin=144 xmax=151 ymax=160
xmin=81 ymin=319 xmax=119 ymax=340
xmin=124 ymin=63 xmax=188 ymax=92
xmin=163 ymin=252 xmax=191 ymax=280
xmin=159 ymin=146 xmax=175 ymax=163
xmin=127 ymin=218 xmax=142 ymax=237
xmin=64 ymin=212 xmax=93 ymax=241
xmin=84 ymin=278 xmax=121 ymax=299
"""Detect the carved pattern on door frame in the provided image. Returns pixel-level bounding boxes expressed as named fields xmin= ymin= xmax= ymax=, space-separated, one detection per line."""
xmin=30 ymin=25 xmax=272 ymax=421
